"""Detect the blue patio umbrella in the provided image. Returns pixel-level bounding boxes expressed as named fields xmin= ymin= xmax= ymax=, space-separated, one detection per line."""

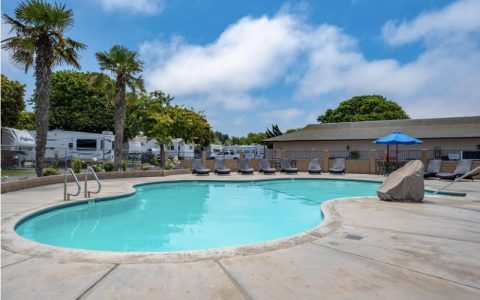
xmin=373 ymin=131 xmax=423 ymax=162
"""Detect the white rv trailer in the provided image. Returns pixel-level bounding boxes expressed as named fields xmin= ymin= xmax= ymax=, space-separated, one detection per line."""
xmin=165 ymin=139 xmax=195 ymax=159
xmin=126 ymin=136 xmax=195 ymax=159
xmin=28 ymin=130 xmax=115 ymax=161
xmin=1 ymin=127 xmax=36 ymax=151
xmin=206 ymin=144 xmax=224 ymax=159
xmin=222 ymin=145 xmax=265 ymax=159
xmin=1 ymin=127 xmax=36 ymax=168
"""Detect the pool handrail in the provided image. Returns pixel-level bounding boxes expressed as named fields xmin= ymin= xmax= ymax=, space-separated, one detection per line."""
xmin=64 ymin=168 xmax=81 ymax=201
xmin=84 ymin=167 xmax=102 ymax=198
xmin=433 ymin=165 xmax=480 ymax=194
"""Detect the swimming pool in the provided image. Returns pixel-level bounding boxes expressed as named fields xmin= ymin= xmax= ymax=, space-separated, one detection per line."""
xmin=15 ymin=179 xmax=381 ymax=252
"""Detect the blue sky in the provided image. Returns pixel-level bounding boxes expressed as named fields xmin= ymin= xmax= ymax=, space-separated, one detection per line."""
xmin=2 ymin=0 xmax=480 ymax=136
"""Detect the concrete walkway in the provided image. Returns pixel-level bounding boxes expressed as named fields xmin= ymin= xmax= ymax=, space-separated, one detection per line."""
xmin=2 ymin=173 xmax=480 ymax=299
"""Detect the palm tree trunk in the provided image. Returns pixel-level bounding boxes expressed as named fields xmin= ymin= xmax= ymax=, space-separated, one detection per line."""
xmin=113 ymin=78 xmax=126 ymax=170
xmin=34 ymin=41 xmax=53 ymax=177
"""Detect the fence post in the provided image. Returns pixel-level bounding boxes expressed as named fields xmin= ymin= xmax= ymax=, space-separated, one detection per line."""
xmin=420 ymin=149 xmax=428 ymax=166
xmin=64 ymin=148 xmax=68 ymax=174
xmin=370 ymin=149 xmax=377 ymax=175
xmin=201 ymin=150 xmax=207 ymax=166
xmin=323 ymin=149 xmax=329 ymax=171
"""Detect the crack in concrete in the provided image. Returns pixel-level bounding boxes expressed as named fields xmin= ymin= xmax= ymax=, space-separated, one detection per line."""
xmin=76 ymin=264 xmax=119 ymax=300
xmin=314 ymin=243 xmax=480 ymax=291
xmin=1 ymin=257 xmax=33 ymax=269
xmin=344 ymin=223 xmax=480 ymax=244
xmin=215 ymin=260 xmax=252 ymax=300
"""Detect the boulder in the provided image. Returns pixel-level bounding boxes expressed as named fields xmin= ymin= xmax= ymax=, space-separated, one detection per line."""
xmin=377 ymin=160 xmax=425 ymax=202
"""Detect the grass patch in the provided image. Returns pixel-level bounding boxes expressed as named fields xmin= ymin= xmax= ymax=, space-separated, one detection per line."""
xmin=1 ymin=169 xmax=35 ymax=176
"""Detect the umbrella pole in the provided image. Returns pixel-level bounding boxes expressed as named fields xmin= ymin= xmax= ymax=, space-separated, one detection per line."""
xmin=387 ymin=145 xmax=390 ymax=163
xmin=396 ymin=144 xmax=399 ymax=162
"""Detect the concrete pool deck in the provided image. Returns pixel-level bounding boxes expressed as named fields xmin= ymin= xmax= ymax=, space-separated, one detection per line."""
xmin=1 ymin=173 xmax=480 ymax=299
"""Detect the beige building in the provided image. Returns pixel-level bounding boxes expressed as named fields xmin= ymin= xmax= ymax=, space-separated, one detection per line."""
xmin=266 ymin=116 xmax=480 ymax=160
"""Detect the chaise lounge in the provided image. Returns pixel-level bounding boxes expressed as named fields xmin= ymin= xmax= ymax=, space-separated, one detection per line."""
xmin=423 ymin=159 xmax=442 ymax=179
xmin=308 ymin=158 xmax=322 ymax=174
xmin=214 ymin=158 xmax=231 ymax=175
xmin=329 ymin=158 xmax=346 ymax=175
xmin=259 ymin=159 xmax=276 ymax=174
xmin=437 ymin=159 xmax=476 ymax=180
xmin=280 ymin=158 xmax=298 ymax=174
xmin=192 ymin=159 xmax=211 ymax=175
xmin=238 ymin=158 xmax=254 ymax=175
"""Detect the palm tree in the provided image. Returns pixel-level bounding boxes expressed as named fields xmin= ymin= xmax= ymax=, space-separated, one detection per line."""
xmin=2 ymin=0 xmax=85 ymax=176
xmin=95 ymin=45 xmax=144 ymax=170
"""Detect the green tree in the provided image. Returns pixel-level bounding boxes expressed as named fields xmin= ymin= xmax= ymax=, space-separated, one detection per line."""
xmin=94 ymin=45 xmax=144 ymax=170
xmin=48 ymin=70 xmax=114 ymax=132
xmin=212 ymin=131 xmax=229 ymax=145
xmin=17 ymin=111 xmax=35 ymax=130
xmin=137 ymin=91 xmax=212 ymax=165
xmin=244 ymin=132 xmax=267 ymax=144
xmin=265 ymin=124 xmax=283 ymax=138
xmin=317 ymin=95 xmax=410 ymax=123
xmin=1 ymin=74 xmax=25 ymax=127
xmin=2 ymin=0 xmax=86 ymax=176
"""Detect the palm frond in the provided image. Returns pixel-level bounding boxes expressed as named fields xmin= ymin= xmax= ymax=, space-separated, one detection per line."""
xmin=3 ymin=1 xmax=84 ymax=72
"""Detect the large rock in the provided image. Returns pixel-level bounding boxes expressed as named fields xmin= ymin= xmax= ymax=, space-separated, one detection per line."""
xmin=377 ymin=160 xmax=425 ymax=202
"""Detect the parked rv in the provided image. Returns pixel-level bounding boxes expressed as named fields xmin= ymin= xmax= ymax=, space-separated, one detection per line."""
xmin=1 ymin=127 xmax=36 ymax=151
xmin=166 ymin=139 xmax=195 ymax=159
xmin=28 ymin=130 xmax=115 ymax=161
xmin=1 ymin=127 xmax=36 ymax=168
xmin=206 ymin=144 xmax=224 ymax=159
xmin=222 ymin=145 xmax=265 ymax=159
xmin=126 ymin=136 xmax=195 ymax=160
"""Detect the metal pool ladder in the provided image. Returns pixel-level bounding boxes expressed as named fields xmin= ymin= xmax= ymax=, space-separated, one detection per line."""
xmin=64 ymin=168 xmax=81 ymax=201
xmin=84 ymin=167 xmax=102 ymax=198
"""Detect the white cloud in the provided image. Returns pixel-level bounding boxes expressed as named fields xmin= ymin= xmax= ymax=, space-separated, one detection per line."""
xmin=141 ymin=14 xmax=303 ymax=96
xmin=140 ymin=1 xmax=480 ymax=135
xmin=98 ymin=0 xmax=164 ymax=15
xmin=382 ymin=0 xmax=480 ymax=46
xmin=297 ymin=0 xmax=480 ymax=118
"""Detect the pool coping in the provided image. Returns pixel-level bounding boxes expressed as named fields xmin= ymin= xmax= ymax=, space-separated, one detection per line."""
xmin=1 ymin=177 xmax=466 ymax=264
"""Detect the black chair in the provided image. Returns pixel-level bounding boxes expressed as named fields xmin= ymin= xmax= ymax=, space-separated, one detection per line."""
xmin=437 ymin=159 xmax=475 ymax=180
xmin=259 ymin=159 xmax=276 ymax=174
xmin=280 ymin=158 xmax=298 ymax=174
xmin=238 ymin=159 xmax=254 ymax=175
xmin=214 ymin=158 xmax=231 ymax=175
xmin=192 ymin=159 xmax=211 ymax=175
xmin=308 ymin=158 xmax=322 ymax=174
xmin=423 ymin=159 xmax=442 ymax=179
xmin=329 ymin=158 xmax=346 ymax=174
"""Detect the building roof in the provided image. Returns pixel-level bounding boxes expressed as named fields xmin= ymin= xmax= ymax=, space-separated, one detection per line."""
xmin=265 ymin=116 xmax=480 ymax=142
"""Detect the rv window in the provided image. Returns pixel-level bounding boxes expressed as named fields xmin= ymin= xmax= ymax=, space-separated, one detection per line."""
xmin=77 ymin=139 xmax=97 ymax=149
xmin=189 ymin=146 xmax=193 ymax=150
xmin=68 ymin=142 xmax=73 ymax=148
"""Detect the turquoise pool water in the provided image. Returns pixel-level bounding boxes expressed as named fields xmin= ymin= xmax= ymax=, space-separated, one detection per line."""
xmin=15 ymin=179 xmax=381 ymax=252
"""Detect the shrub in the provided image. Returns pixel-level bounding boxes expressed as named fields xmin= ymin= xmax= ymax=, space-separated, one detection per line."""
xmin=350 ymin=151 xmax=360 ymax=160
xmin=164 ymin=156 xmax=179 ymax=170
xmin=90 ymin=164 xmax=102 ymax=172
xmin=72 ymin=157 xmax=82 ymax=173
xmin=43 ymin=167 xmax=59 ymax=176
xmin=151 ymin=156 xmax=159 ymax=166
xmin=121 ymin=159 xmax=128 ymax=171
xmin=141 ymin=163 xmax=150 ymax=171
xmin=101 ymin=161 xmax=115 ymax=172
